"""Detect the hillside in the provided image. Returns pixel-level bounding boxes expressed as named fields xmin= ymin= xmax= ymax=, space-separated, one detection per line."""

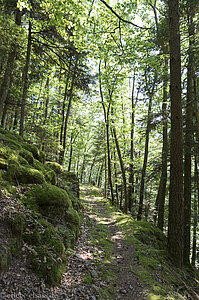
xmin=0 ymin=128 xmax=82 ymax=286
xmin=0 ymin=129 xmax=199 ymax=299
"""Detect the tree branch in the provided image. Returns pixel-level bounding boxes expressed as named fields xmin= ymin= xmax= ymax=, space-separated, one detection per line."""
xmin=99 ymin=0 xmax=150 ymax=30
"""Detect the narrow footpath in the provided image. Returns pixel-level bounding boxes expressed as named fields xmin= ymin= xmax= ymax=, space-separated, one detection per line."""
xmin=0 ymin=185 xmax=147 ymax=300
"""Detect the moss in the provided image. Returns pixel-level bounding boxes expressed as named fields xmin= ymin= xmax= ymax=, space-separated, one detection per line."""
xmin=0 ymin=133 xmax=22 ymax=150
xmin=62 ymin=171 xmax=78 ymax=183
xmin=45 ymin=169 xmax=57 ymax=185
xmin=24 ymin=218 xmax=66 ymax=285
xmin=33 ymin=160 xmax=56 ymax=184
xmin=65 ymin=209 xmax=80 ymax=226
xmin=0 ymin=128 xmax=23 ymax=143
xmin=19 ymin=149 xmax=34 ymax=164
xmin=9 ymin=213 xmax=25 ymax=246
xmin=26 ymin=183 xmax=71 ymax=208
xmin=22 ymin=144 xmax=43 ymax=162
xmin=67 ymin=190 xmax=81 ymax=211
xmin=5 ymin=164 xmax=45 ymax=184
xmin=46 ymin=161 xmax=63 ymax=174
xmin=57 ymin=225 xmax=76 ymax=248
xmin=0 ymin=158 xmax=8 ymax=170
xmin=0 ymin=143 xmax=11 ymax=159
xmin=0 ymin=250 xmax=9 ymax=273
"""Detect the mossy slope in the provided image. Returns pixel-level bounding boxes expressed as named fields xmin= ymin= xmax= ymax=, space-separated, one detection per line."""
xmin=0 ymin=128 xmax=81 ymax=286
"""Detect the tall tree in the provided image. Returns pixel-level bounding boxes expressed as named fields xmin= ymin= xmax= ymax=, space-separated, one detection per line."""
xmin=167 ymin=0 xmax=184 ymax=267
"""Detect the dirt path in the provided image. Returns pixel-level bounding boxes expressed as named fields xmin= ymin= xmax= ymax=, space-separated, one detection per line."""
xmin=82 ymin=186 xmax=147 ymax=300
xmin=0 ymin=186 xmax=147 ymax=299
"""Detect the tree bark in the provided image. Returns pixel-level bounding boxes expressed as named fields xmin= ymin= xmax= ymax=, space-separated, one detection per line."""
xmin=19 ymin=20 xmax=32 ymax=137
xmin=0 ymin=45 xmax=16 ymax=119
xmin=113 ymin=126 xmax=128 ymax=213
xmin=137 ymin=95 xmax=152 ymax=221
xmin=60 ymin=57 xmax=72 ymax=145
xmin=99 ymin=60 xmax=114 ymax=205
xmin=59 ymin=58 xmax=78 ymax=165
xmin=191 ymin=156 xmax=198 ymax=266
xmin=128 ymin=76 xmax=135 ymax=213
xmin=183 ymin=4 xmax=194 ymax=265
xmin=157 ymin=56 xmax=168 ymax=231
xmin=167 ymin=0 xmax=184 ymax=267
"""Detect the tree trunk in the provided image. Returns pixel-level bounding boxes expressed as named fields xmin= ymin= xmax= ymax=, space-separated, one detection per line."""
xmin=59 ymin=58 xmax=78 ymax=165
xmin=1 ymin=100 xmax=9 ymax=128
xmin=137 ymin=95 xmax=153 ymax=221
xmin=167 ymin=0 xmax=184 ymax=267
xmin=113 ymin=126 xmax=128 ymax=213
xmin=128 ymin=76 xmax=136 ymax=213
xmin=183 ymin=5 xmax=194 ymax=265
xmin=97 ymin=161 xmax=103 ymax=187
xmin=157 ymin=56 xmax=168 ymax=231
xmin=99 ymin=60 xmax=114 ymax=205
xmin=19 ymin=20 xmax=32 ymax=137
xmin=0 ymin=45 xmax=16 ymax=118
xmin=60 ymin=58 xmax=72 ymax=145
xmin=89 ymin=157 xmax=96 ymax=183
xmin=191 ymin=156 xmax=198 ymax=266
xmin=43 ymin=77 xmax=50 ymax=125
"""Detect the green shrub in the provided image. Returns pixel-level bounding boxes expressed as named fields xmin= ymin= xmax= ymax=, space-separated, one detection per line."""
xmin=46 ymin=161 xmax=63 ymax=174
xmin=5 ymin=164 xmax=45 ymax=184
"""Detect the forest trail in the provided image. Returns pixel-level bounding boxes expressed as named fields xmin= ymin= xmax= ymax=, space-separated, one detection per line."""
xmin=0 ymin=184 xmax=147 ymax=300
xmin=81 ymin=185 xmax=147 ymax=300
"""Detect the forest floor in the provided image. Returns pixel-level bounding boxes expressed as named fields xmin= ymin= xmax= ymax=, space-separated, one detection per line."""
xmin=0 ymin=185 xmax=199 ymax=299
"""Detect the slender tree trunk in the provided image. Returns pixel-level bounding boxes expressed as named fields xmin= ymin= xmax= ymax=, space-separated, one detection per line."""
xmin=167 ymin=0 xmax=184 ymax=267
xmin=60 ymin=57 xmax=72 ymax=145
xmin=128 ymin=76 xmax=136 ymax=213
xmin=183 ymin=6 xmax=194 ymax=265
xmin=113 ymin=126 xmax=128 ymax=213
xmin=137 ymin=95 xmax=153 ymax=221
xmin=43 ymin=77 xmax=49 ymax=125
xmin=68 ymin=134 xmax=73 ymax=172
xmin=1 ymin=100 xmax=9 ymax=128
xmin=99 ymin=60 xmax=114 ymax=204
xmin=19 ymin=20 xmax=32 ymax=137
xmin=0 ymin=45 xmax=16 ymax=118
xmin=191 ymin=156 xmax=198 ymax=266
xmin=89 ymin=157 xmax=96 ymax=183
xmin=157 ymin=56 xmax=168 ymax=231
xmin=97 ymin=161 xmax=103 ymax=187
xmin=59 ymin=58 xmax=78 ymax=165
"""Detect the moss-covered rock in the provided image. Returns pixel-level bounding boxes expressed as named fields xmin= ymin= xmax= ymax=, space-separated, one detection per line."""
xmin=5 ymin=164 xmax=45 ymax=184
xmin=65 ymin=209 xmax=80 ymax=226
xmin=46 ymin=161 xmax=63 ymax=174
xmin=0 ymin=143 xmax=11 ymax=159
xmin=0 ymin=133 xmax=22 ymax=151
xmin=22 ymin=144 xmax=44 ymax=162
xmin=45 ymin=169 xmax=57 ymax=185
xmin=19 ymin=149 xmax=34 ymax=164
xmin=26 ymin=183 xmax=71 ymax=208
xmin=62 ymin=171 xmax=78 ymax=183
